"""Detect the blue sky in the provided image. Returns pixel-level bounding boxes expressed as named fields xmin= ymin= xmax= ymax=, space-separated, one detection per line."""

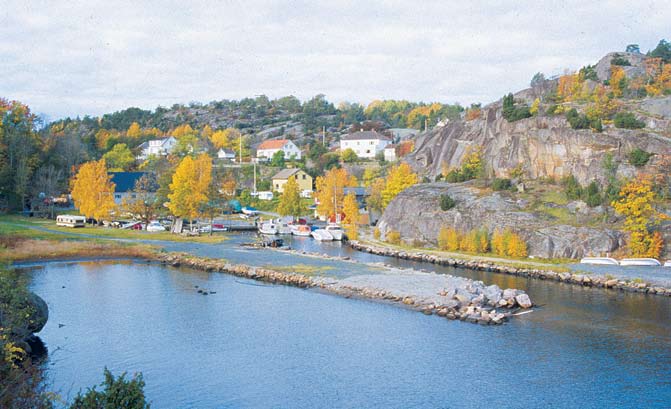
xmin=1 ymin=0 xmax=670 ymax=120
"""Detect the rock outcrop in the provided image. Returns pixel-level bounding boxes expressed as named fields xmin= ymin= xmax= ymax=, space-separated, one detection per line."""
xmin=405 ymin=104 xmax=671 ymax=185
xmin=376 ymin=182 xmax=625 ymax=259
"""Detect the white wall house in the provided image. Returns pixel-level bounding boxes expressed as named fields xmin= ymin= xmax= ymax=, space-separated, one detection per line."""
xmin=384 ymin=145 xmax=397 ymax=162
xmin=339 ymin=130 xmax=391 ymax=159
xmin=217 ymin=148 xmax=236 ymax=161
xmin=136 ymin=137 xmax=177 ymax=160
xmin=256 ymin=139 xmax=302 ymax=160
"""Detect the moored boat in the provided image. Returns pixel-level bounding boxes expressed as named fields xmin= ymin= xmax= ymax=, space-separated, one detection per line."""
xmin=258 ymin=222 xmax=278 ymax=235
xmin=325 ymin=223 xmax=344 ymax=241
xmin=665 ymin=260 xmax=671 ymax=267
xmin=579 ymin=257 xmax=619 ymax=266
xmin=291 ymin=225 xmax=312 ymax=236
xmin=311 ymin=229 xmax=334 ymax=241
xmin=619 ymin=258 xmax=661 ymax=266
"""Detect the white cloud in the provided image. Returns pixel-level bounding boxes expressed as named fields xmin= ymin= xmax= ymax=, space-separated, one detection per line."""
xmin=0 ymin=0 xmax=669 ymax=119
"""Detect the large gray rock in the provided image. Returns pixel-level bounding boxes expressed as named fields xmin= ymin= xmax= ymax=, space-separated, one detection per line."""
xmin=377 ymin=182 xmax=626 ymax=259
xmin=0 ymin=292 xmax=48 ymax=340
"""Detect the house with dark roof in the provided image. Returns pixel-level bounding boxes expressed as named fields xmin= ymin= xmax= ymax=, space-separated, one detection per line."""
xmin=217 ymin=148 xmax=236 ymax=161
xmin=271 ymin=168 xmax=313 ymax=193
xmin=340 ymin=130 xmax=391 ymax=159
xmin=136 ymin=136 xmax=177 ymax=160
xmin=256 ymin=139 xmax=301 ymax=160
xmin=109 ymin=172 xmax=157 ymax=205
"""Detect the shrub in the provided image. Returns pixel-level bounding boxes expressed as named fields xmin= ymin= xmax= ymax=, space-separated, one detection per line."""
xmin=613 ymin=112 xmax=645 ymax=129
xmin=629 ymin=148 xmax=652 ymax=167
xmin=437 ymin=227 xmax=460 ymax=251
xmin=562 ymin=175 xmax=583 ymax=200
xmin=475 ymin=228 xmax=490 ymax=253
xmin=506 ymin=233 xmax=528 ymax=257
xmin=70 ymin=368 xmax=150 ymax=409
xmin=445 ymin=169 xmax=465 ymax=183
xmin=373 ymin=227 xmax=381 ymax=240
xmin=585 ymin=181 xmax=602 ymax=207
xmin=566 ymin=108 xmax=600 ymax=131
xmin=386 ymin=230 xmax=401 ymax=245
xmin=491 ymin=229 xmax=508 ymax=256
xmin=502 ymin=93 xmax=532 ymax=122
xmin=579 ymin=64 xmax=599 ymax=81
xmin=492 ymin=178 xmax=512 ymax=191
xmin=611 ymin=55 xmax=631 ymax=66
xmin=341 ymin=148 xmax=358 ymax=163
xmin=439 ymin=194 xmax=456 ymax=210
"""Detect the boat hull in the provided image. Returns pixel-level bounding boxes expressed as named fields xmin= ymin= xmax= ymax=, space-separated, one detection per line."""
xmin=619 ymin=258 xmax=661 ymax=266
xmin=579 ymin=257 xmax=619 ymax=266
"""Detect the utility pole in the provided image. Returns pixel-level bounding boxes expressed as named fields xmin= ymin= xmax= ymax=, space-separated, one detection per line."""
xmin=253 ymin=159 xmax=257 ymax=193
xmin=239 ymin=133 xmax=242 ymax=164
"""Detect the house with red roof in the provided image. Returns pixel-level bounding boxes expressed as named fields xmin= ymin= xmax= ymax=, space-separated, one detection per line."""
xmin=256 ymin=139 xmax=301 ymax=160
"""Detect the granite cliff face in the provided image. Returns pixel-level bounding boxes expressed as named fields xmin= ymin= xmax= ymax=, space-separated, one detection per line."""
xmin=405 ymin=102 xmax=671 ymax=185
xmin=377 ymin=182 xmax=626 ymax=259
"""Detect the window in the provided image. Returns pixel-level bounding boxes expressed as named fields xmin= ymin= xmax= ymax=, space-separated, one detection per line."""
xmin=114 ymin=194 xmax=121 ymax=199
xmin=302 ymin=174 xmax=306 ymax=180
xmin=370 ymin=141 xmax=374 ymax=145
xmin=366 ymin=150 xmax=371 ymax=154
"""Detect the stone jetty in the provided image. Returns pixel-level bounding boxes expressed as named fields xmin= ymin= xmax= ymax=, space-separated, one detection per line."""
xmin=348 ymin=241 xmax=671 ymax=297
xmin=155 ymin=252 xmax=533 ymax=325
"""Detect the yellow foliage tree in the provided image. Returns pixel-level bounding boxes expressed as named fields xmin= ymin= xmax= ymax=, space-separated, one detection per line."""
xmin=126 ymin=122 xmax=142 ymax=138
xmin=612 ymin=178 xmax=667 ymax=257
xmin=70 ymin=159 xmax=116 ymax=223
xmin=277 ymin=176 xmax=304 ymax=218
xmin=315 ymin=167 xmax=357 ymax=219
xmin=491 ymin=229 xmax=507 ymax=256
xmin=530 ymin=98 xmax=540 ymax=115
xmin=645 ymin=63 xmax=671 ymax=96
xmin=557 ymin=73 xmax=582 ymax=102
xmin=506 ymin=233 xmax=528 ymax=257
xmin=172 ymin=124 xmax=196 ymax=139
xmin=362 ymin=167 xmax=380 ymax=186
xmin=201 ymin=125 xmax=214 ymax=139
xmin=585 ymin=85 xmax=621 ymax=120
xmin=342 ymin=192 xmax=359 ymax=240
xmin=381 ymin=163 xmax=419 ymax=208
xmin=610 ymin=66 xmax=627 ymax=97
xmin=460 ymin=230 xmax=479 ymax=252
xmin=167 ymin=154 xmax=212 ymax=222
xmin=438 ymin=227 xmax=460 ymax=251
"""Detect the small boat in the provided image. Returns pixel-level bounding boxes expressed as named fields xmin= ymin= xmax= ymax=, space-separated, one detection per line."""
xmin=276 ymin=221 xmax=293 ymax=235
xmin=665 ymin=261 xmax=671 ymax=268
xmin=325 ymin=224 xmax=344 ymax=241
xmin=241 ymin=206 xmax=259 ymax=216
xmin=311 ymin=229 xmax=334 ymax=241
xmin=261 ymin=237 xmax=283 ymax=248
xmin=619 ymin=258 xmax=661 ymax=266
xmin=291 ymin=225 xmax=312 ymax=237
xmin=580 ymin=257 xmax=619 ymax=266
xmin=258 ymin=222 xmax=278 ymax=235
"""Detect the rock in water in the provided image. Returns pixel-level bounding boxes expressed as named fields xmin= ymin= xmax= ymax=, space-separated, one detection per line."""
xmin=515 ymin=293 xmax=533 ymax=308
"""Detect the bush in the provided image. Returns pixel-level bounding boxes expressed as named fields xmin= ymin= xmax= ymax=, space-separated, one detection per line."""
xmin=585 ymin=181 xmax=602 ymax=207
xmin=373 ymin=227 xmax=381 ymax=240
xmin=445 ymin=169 xmax=465 ymax=183
xmin=438 ymin=227 xmax=460 ymax=251
xmin=614 ymin=112 xmax=645 ymax=129
xmin=611 ymin=55 xmax=631 ymax=66
xmin=579 ymin=64 xmax=599 ymax=81
xmin=566 ymin=109 xmax=601 ymax=131
xmin=629 ymin=148 xmax=652 ymax=167
xmin=502 ymin=93 xmax=532 ymax=122
xmin=70 ymin=368 xmax=150 ymax=409
xmin=386 ymin=230 xmax=401 ymax=245
xmin=341 ymin=148 xmax=358 ymax=163
xmin=492 ymin=178 xmax=512 ymax=191
xmin=562 ymin=175 xmax=583 ymax=200
xmin=439 ymin=194 xmax=456 ymax=210
xmin=492 ymin=229 xmax=527 ymax=257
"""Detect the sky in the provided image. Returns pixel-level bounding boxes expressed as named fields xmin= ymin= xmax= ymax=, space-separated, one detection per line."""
xmin=1 ymin=0 xmax=670 ymax=120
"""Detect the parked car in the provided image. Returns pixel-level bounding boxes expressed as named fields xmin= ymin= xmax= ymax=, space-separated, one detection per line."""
xmin=146 ymin=221 xmax=166 ymax=232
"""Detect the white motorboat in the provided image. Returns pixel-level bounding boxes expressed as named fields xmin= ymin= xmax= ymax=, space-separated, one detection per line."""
xmin=579 ymin=257 xmax=619 ymax=266
xmin=665 ymin=260 xmax=671 ymax=267
xmin=291 ymin=225 xmax=312 ymax=237
xmin=619 ymin=258 xmax=661 ymax=266
xmin=325 ymin=223 xmax=344 ymax=241
xmin=258 ymin=222 xmax=278 ymax=235
xmin=311 ymin=229 xmax=334 ymax=241
xmin=276 ymin=221 xmax=293 ymax=235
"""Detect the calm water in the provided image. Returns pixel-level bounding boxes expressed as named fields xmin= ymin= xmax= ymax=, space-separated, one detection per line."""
xmin=28 ymin=254 xmax=671 ymax=408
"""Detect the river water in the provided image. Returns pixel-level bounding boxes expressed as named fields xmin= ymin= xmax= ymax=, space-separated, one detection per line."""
xmin=27 ymin=234 xmax=671 ymax=408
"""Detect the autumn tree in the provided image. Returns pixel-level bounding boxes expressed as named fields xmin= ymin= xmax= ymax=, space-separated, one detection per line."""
xmin=70 ymin=159 xmax=116 ymax=223
xmin=315 ymin=167 xmax=357 ymax=219
xmin=381 ymin=163 xmax=419 ymax=208
xmin=610 ymin=66 xmax=627 ymax=97
xmin=172 ymin=124 xmax=196 ymax=139
xmin=167 ymin=154 xmax=212 ymax=224
xmin=121 ymin=174 xmax=159 ymax=225
xmin=210 ymin=127 xmax=241 ymax=150
xmin=201 ymin=125 xmax=214 ymax=139
xmin=367 ymin=177 xmax=386 ymax=213
xmin=126 ymin=122 xmax=142 ymax=138
xmin=362 ymin=167 xmax=380 ymax=186
xmin=277 ymin=176 xmax=304 ymax=218
xmin=342 ymin=192 xmax=359 ymax=240
xmin=102 ymin=143 xmax=135 ymax=171
xmin=612 ymin=178 xmax=667 ymax=257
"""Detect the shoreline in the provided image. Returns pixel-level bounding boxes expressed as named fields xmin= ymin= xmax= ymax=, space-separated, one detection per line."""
xmin=346 ymin=240 xmax=671 ymax=297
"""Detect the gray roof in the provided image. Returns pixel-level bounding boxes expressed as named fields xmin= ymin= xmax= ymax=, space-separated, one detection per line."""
xmin=340 ymin=130 xmax=391 ymax=141
xmin=272 ymin=168 xmax=305 ymax=180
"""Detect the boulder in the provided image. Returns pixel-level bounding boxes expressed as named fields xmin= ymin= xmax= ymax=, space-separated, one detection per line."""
xmin=515 ymin=293 xmax=533 ymax=308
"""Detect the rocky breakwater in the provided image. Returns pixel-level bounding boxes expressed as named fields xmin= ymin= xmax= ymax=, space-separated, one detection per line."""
xmin=376 ymin=182 xmax=625 ymax=260
xmin=349 ymin=241 xmax=671 ymax=297
xmin=155 ymin=253 xmax=532 ymax=325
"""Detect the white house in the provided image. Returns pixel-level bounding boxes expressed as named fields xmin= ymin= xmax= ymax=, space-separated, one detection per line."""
xmin=384 ymin=145 xmax=397 ymax=162
xmin=339 ymin=130 xmax=391 ymax=159
xmin=136 ymin=137 xmax=177 ymax=160
xmin=217 ymin=148 xmax=236 ymax=161
xmin=256 ymin=139 xmax=302 ymax=160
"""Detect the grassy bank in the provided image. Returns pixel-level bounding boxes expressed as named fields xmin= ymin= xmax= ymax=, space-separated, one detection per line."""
xmin=0 ymin=215 xmax=228 ymax=244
